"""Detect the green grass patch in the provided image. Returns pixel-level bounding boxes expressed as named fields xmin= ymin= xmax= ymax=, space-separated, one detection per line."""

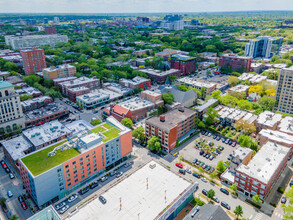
xmin=91 ymin=123 xmax=121 ymax=142
xmin=22 ymin=140 xmax=80 ymax=176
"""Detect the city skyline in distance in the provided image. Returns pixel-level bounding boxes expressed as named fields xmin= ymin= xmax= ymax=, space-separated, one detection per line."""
xmin=0 ymin=0 xmax=293 ymax=14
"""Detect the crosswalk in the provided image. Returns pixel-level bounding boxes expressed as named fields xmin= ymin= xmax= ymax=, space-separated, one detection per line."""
xmin=253 ymin=213 xmax=263 ymax=220
xmin=274 ymin=212 xmax=283 ymax=219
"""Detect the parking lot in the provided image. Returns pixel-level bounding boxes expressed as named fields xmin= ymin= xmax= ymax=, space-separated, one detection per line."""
xmin=178 ymin=131 xmax=239 ymax=169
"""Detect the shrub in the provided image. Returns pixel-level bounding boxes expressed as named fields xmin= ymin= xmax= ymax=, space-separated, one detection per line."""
xmin=277 ymin=187 xmax=284 ymax=194
xmin=191 ymin=198 xmax=205 ymax=206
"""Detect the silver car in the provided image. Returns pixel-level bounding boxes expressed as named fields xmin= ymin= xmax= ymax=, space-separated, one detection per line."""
xmin=59 ymin=205 xmax=69 ymax=214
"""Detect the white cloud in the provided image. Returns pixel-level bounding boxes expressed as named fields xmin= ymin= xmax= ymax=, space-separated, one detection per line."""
xmin=0 ymin=0 xmax=292 ymax=13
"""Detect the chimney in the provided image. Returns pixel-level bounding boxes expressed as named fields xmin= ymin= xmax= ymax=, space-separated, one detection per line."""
xmin=160 ymin=115 xmax=165 ymax=122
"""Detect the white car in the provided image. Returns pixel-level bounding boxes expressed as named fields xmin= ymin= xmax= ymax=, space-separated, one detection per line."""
xmin=59 ymin=205 xmax=69 ymax=214
xmin=185 ymin=168 xmax=192 ymax=174
xmin=101 ymin=176 xmax=108 ymax=182
xmin=55 ymin=202 xmax=66 ymax=210
xmin=68 ymin=194 xmax=78 ymax=203
xmin=201 ymin=177 xmax=207 ymax=183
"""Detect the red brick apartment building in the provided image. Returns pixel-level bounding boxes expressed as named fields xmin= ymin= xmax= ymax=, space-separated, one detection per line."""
xmin=234 ymin=142 xmax=290 ymax=201
xmin=171 ymin=54 xmax=197 ymax=75
xmin=119 ymin=76 xmax=151 ymax=90
xmin=219 ymin=54 xmax=252 ymax=73
xmin=20 ymin=48 xmax=47 ymax=75
xmin=145 ymin=107 xmax=197 ymax=152
xmin=45 ymin=26 xmax=57 ymax=35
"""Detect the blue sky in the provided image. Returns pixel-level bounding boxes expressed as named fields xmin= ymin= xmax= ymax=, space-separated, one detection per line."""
xmin=0 ymin=0 xmax=292 ymax=13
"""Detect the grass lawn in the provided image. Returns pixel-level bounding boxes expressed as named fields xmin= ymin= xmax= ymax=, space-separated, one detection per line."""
xmin=92 ymin=123 xmax=121 ymax=142
xmin=21 ymin=140 xmax=80 ymax=176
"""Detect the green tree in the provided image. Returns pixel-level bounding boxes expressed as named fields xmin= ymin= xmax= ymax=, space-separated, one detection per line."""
xmin=259 ymin=96 xmax=276 ymax=111
xmin=132 ymin=127 xmax=145 ymax=143
xmin=0 ymin=197 xmax=6 ymax=209
xmin=90 ymin=118 xmax=101 ymax=126
xmin=207 ymin=189 xmax=215 ymax=201
xmin=20 ymin=94 xmax=33 ymax=101
xmin=228 ymin=76 xmax=239 ymax=86
xmin=252 ymin=194 xmax=262 ymax=206
xmin=284 ymin=186 xmax=293 ymax=220
xmin=216 ymin=161 xmax=226 ymax=174
xmin=238 ymin=134 xmax=251 ymax=148
xmin=198 ymin=120 xmax=206 ymax=129
xmin=23 ymin=74 xmax=41 ymax=86
xmin=205 ymin=107 xmax=218 ymax=125
xmin=234 ymin=205 xmax=243 ymax=219
xmin=200 ymin=87 xmax=206 ymax=99
xmin=209 ymin=172 xmax=216 ymax=181
xmin=231 ymin=183 xmax=238 ymax=196
xmin=161 ymin=93 xmax=174 ymax=104
xmin=147 ymin=136 xmax=161 ymax=152
xmin=10 ymin=215 xmax=18 ymax=220
xmin=121 ymin=118 xmax=133 ymax=129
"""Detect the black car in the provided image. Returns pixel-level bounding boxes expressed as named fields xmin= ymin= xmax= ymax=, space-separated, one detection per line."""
xmin=281 ymin=197 xmax=287 ymax=204
xmin=99 ymin=196 xmax=107 ymax=204
xmin=220 ymin=188 xmax=229 ymax=195
xmin=221 ymin=201 xmax=231 ymax=210
xmin=201 ymin=131 xmax=205 ymax=135
xmin=202 ymin=189 xmax=208 ymax=196
xmin=290 ymin=181 xmax=293 ymax=187
xmin=222 ymin=138 xmax=226 ymax=143
xmin=179 ymin=169 xmax=186 ymax=175
xmin=18 ymin=196 xmax=24 ymax=203
xmin=193 ymin=159 xmax=198 ymax=164
xmin=193 ymin=173 xmax=200 ymax=178
xmin=228 ymin=140 xmax=233 ymax=145
xmin=200 ymin=150 xmax=205 ymax=155
xmin=5 ymin=168 xmax=10 ymax=173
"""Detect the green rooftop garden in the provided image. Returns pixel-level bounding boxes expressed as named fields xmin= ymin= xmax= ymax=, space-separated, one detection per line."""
xmin=21 ymin=140 xmax=80 ymax=176
xmin=21 ymin=122 xmax=121 ymax=176
xmin=91 ymin=122 xmax=121 ymax=142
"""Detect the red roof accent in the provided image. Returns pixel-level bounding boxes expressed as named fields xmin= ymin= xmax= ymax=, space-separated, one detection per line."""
xmin=103 ymin=108 xmax=110 ymax=114
xmin=113 ymin=105 xmax=129 ymax=115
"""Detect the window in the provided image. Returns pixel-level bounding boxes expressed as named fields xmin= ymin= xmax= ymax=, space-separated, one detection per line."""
xmin=74 ymin=170 xmax=77 ymax=174
xmin=86 ymin=154 xmax=89 ymax=158
xmin=72 ymin=161 xmax=76 ymax=165
xmin=79 ymin=158 xmax=83 ymax=161
xmin=87 ymin=159 xmax=90 ymax=162
xmin=66 ymin=169 xmax=69 ymax=173
xmin=93 ymin=160 xmax=96 ymax=163
xmin=87 ymin=163 xmax=90 ymax=167
xmin=73 ymin=165 xmax=76 ymax=169
xmin=94 ymin=168 xmax=97 ymax=172
xmin=87 ymin=167 xmax=90 ymax=171
xmin=67 ymin=183 xmax=71 ymax=187
xmin=74 ymin=174 xmax=77 ymax=178
xmin=57 ymin=169 xmax=61 ymax=172
xmin=74 ymin=179 xmax=78 ymax=183
xmin=93 ymin=155 xmax=96 ymax=159
xmin=81 ymin=171 xmax=84 ymax=174
xmin=92 ymin=151 xmax=95 ymax=155
xmin=93 ymin=164 xmax=97 ymax=167
xmin=65 ymin=165 xmax=69 ymax=169
xmin=81 ymin=175 xmax=85 ymax=179
xmin=80 ymin=162 xmax=83 ymax=166
xmin=88 ymin=171 xmax=91 ymax=175
xmin=80 ymin=166 xmax=84 ymax=170
xmin=67 ymin=178 xmax=71 ymax=182
xmin=66 ymin=174 xmax=70 ymax=178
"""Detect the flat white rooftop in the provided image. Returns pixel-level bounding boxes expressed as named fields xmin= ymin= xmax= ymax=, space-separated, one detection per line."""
xmin=228 ymin=85 xmax=250 ymax=93
xmin=68 ymin=161 xmax=192 ymax=220
xmin=236 ymin=141 xmax=290 ymax=184
xmin=257 ymin=111 xmax=282 ymax=128
xmin=259 ymin=129 xmax=293 ymax=146
xmin=278 ymin=116 xmax=293 ymax=135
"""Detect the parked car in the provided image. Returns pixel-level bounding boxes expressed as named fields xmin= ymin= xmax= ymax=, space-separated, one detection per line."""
xmin=9 ymin=173 xmax=15 ymax=179
xmin=212 ymin=197 xmax=219 ymax=203
xmin=232 ymin=142 xmax=236 ymax=147
xmin=193 ymin=173 xmax=200 ymax=178
xmin=225 ymin=139 xmax=230 ymax=144
xmin=5 ymin=168 xmax=10 ymax=173
xmin=101 ymin=176 xmax=108 ymax=182
xmin=55 ymin=202 xmax=66 ymax=210
xmin=200 ymin=151 xmax=205 ymax=156
xmin=209 ymin=156 xmax=214 ymax=161
xmin=68 ymin=194 xmax=78 ymax=203
xmin=18 ymin=196 xmax=24 ymax=203
xmin=178 ymin=168 xmax=186 ymax=174
xmin=196 ymin=160 xmax=201 ymax=165
xmin=191 ymin=206 xmax=200 ymax=218
xmin=186 ymin=168 xmax=192 ymax=174
xmin=7 ymin=191 xmax=13 ymax=198
xmin=290 ymin=180 xmax=293 ymax=187
xmin=193 ymin=159 xmax=198 ymax=164
xmin=201 ymin=131 xmax=205 ymax=135
xmin=281 ymin=197 xmax=287 ymax=204
xmin=222 ymin=138 xmax=226 ymax=143
xmin=213 ymin=135 xmax=217 ymax=139
xmin=203 ymin=153 xmax=207 ymax=157
xmin=116 ymin=171 xmax=123 ymax=178
xmin=201 ymin=177 xmax=207 ymax=183
xmin=202 ymin=164 xmax=207 ymax=169
xmin=99 ymin=195 xmax=107 ymax=204
xmin=176 ymin=163 xmax=183 ymax=168
xmin=221 ymin=201 xmax=231 ymax=210
xmin=124 ymin=162 xmax=131 ymax=168
xmin=202 ymin=189 xmax=208 ymax=196
xmin=228 ymin=140 xmax=233 ymax=145
xmin=220 ymin=188 xmax=229 ymax=195
xmin=216 ymin=136 xmax=221 ymax=141
xmin=206 ymin=154 xmax=210 ymax=159
xmin=110 ymin=171 xmax=116 ymax=176
xmin=21 ymin=202 xmax=27 ymax=210
xmin=208 ymin=133 xmax=212 ymax=137
xmin=59 ymin=205 xmax=69 ymax=214
xmin=199 ymin=162 xmax=205 ymax=167
xmin=219 ymin=146 xmax=224 ymax=151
